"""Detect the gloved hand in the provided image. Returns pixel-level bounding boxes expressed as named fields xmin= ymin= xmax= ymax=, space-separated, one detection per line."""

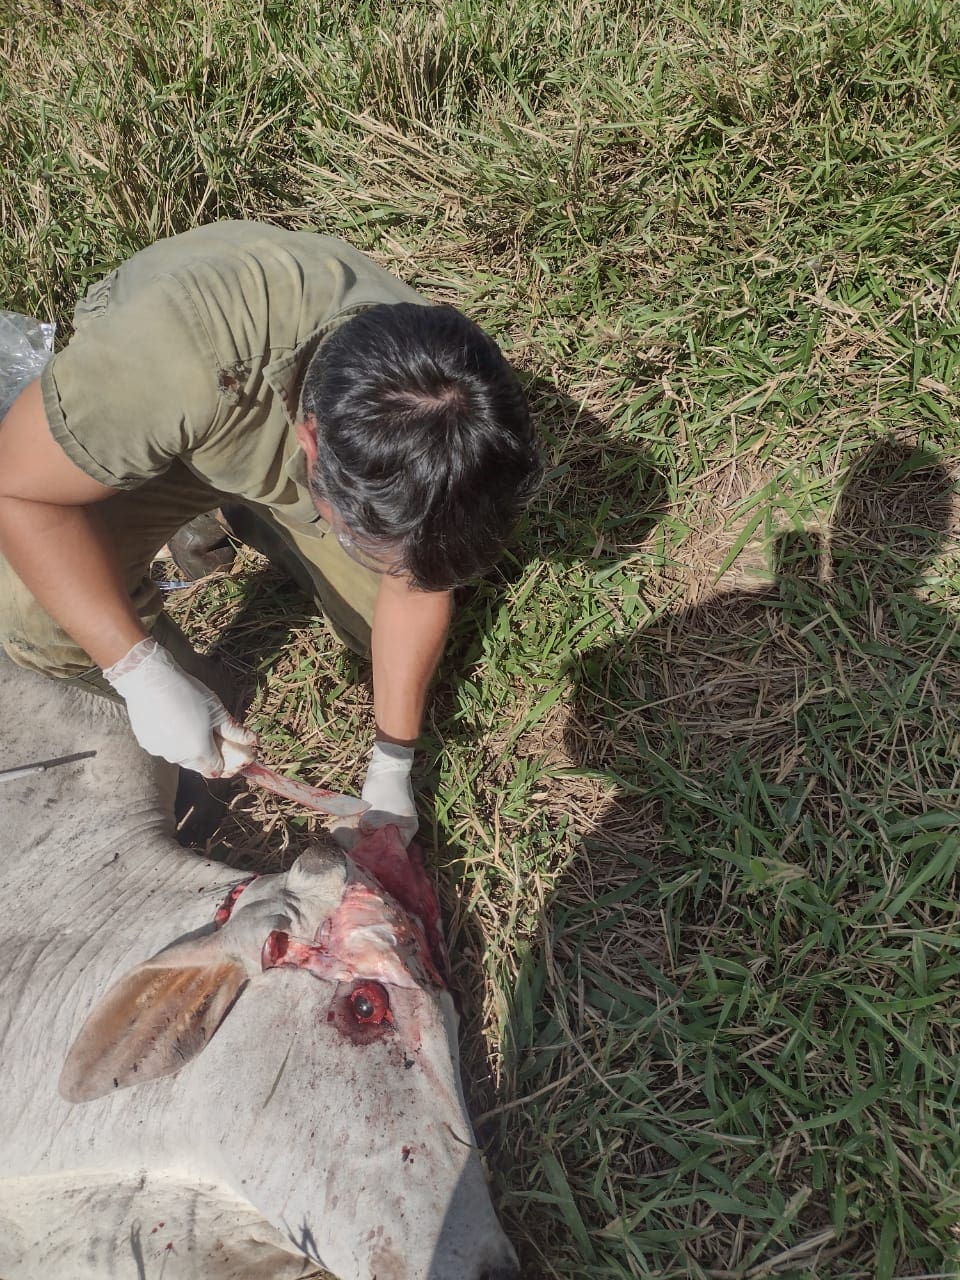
xmin=103 ymin=637 xmax=257 ymax=778
xmin=359 ymin=741 xmax=418 ymax=846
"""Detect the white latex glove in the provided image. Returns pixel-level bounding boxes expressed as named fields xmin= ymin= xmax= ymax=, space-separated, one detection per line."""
xmin=103 ymin=637 xmax=257 ymax=778
xmin=360 ymin=741 xmax=418 ymax=846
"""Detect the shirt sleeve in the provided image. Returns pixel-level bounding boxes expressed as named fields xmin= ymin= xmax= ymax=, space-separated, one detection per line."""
xmin=40 ymin=274 xmax=222 ymax=490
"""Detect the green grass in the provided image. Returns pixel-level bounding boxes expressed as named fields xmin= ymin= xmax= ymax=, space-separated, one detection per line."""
xmin=4 ymin=0 xmax=960 ymax=1275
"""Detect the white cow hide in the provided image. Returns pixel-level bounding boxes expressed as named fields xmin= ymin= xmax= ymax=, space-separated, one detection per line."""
xmin=0 ymin=659 xmax=517 ymax=1280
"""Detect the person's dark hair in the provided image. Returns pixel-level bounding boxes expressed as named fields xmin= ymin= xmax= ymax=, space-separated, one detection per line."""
xmin=299 ymin=302 xmax=542 ymax=591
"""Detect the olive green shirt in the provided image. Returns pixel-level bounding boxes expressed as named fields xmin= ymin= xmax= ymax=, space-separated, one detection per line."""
xmin=41 ymin=221 xmax=428 ymax=525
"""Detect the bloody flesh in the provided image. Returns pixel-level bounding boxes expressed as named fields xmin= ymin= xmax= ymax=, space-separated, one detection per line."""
xmin=348 ymin=827 xmax=448 ymax=982
xmin=241 ymin=762 xmax=368 ymax=818
xmin=250 ymin=828 xmax=447 ymax=990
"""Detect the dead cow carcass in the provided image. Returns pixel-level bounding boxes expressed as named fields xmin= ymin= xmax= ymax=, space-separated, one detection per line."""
xmin=0 ymin=658 xmax=518 ymax=1280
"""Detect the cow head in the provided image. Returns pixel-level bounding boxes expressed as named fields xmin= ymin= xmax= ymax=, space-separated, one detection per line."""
xmin=58 ymin=829 xmax=518 ymax=1280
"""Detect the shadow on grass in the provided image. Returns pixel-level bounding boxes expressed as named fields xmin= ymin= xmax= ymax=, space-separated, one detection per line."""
xmin=546 ymin=439 xmax=960 ymax=1274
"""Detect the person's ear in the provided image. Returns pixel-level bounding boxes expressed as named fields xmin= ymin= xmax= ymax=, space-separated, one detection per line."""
xmin=295 ymin=416 xmax=319 ymax=471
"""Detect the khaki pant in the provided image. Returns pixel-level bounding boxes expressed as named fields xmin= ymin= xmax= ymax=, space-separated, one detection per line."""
xmin=0 ymin=460 xmax=380 ymax=683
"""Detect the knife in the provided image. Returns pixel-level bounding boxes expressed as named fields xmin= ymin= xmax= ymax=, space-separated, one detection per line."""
xmin=0 ymin=751 xmax=97 ymax=782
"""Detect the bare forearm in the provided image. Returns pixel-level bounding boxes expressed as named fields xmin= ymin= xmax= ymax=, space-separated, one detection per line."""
xmin=0 ymin=497 xmax=146 ymax=668
xmin=370 ymin=582 xmax=453 ymax=745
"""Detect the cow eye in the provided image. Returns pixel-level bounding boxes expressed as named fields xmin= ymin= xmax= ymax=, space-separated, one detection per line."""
xmin=350 ymin=982 xmax=391 ymax=1026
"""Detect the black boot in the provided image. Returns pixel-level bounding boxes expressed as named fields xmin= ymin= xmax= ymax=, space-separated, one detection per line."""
xmin=167 ymin=512 xmax=236 ymax=580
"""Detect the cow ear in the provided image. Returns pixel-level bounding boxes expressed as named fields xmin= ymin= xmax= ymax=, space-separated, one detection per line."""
xmin=59 ymin=941 xmax=248 ymax=1103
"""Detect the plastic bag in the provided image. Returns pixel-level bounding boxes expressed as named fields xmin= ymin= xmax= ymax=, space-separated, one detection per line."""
xmin=0 ymin=310 xmax=56 ymax=421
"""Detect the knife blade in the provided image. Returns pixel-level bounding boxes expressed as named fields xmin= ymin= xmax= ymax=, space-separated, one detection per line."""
xmin=0 ymin=751 xmax=97 ymax=783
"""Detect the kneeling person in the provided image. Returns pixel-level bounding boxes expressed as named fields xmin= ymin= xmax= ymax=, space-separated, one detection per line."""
xmin=0 ymin=222 xmax=541 ymax=843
